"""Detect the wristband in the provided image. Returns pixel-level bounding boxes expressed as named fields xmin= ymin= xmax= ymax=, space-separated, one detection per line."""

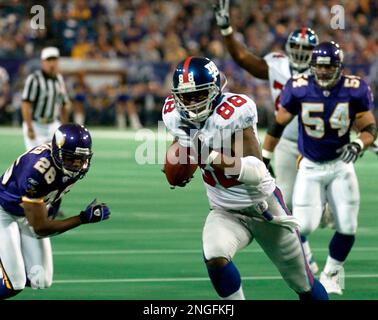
xmin=353 ymin=138 xmax=364 ymax=150
xmin=221 ymin=26 xmax=233 ymax=36
xmin=262 ymin=149 xmax=273 ymax=160
xmin=205 ymin=150 xmax=220 ymax=165
xmin=237 ymin=156 xmax=266 ymax=185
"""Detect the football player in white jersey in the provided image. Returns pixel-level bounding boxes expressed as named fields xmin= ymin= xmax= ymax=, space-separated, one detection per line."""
xmin=162 ymin=56 xmax=328 ymax=300
xmin=214 ymin=0 xmax=321 ymax=273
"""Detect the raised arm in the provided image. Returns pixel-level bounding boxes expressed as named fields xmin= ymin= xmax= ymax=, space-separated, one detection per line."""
xmin=214 ymin=0 xmax=269 ymax=79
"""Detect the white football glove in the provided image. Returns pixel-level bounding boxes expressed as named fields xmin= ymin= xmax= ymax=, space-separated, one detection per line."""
xmin=254 ymin=201 xmax=300 ymax=232
xmin=213 ymin=0 xmax=233 ymax=35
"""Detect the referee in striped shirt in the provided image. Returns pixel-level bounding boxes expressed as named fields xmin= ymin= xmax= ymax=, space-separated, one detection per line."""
xmin=21 ymin=47 xmax=71 ymax=150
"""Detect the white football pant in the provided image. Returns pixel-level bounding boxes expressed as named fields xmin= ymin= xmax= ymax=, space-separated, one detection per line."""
xmin=22 ymin=120 xmax=61 ymax=151
xmin=0 ymin=205 xmax=53 ymax=290
xmin=274 ymin=138 xmax=298 ymax=211
xmin=293 ymin=157 xmax=359 ymax=236
xmin=203 ymin=190 xmax=314 ymax=293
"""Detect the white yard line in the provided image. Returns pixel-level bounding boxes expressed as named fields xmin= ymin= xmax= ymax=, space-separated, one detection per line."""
xmin=54 ymin=274 xmax=378 ymax=284
xmin=53 ymin=247 xmax=378 ymax=256
xmin=67 ymin=226 xmax=378 ymax=235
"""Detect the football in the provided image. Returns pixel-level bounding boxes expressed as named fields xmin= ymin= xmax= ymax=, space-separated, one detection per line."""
xmin=164 ymin=141 xmax=198 ymax=186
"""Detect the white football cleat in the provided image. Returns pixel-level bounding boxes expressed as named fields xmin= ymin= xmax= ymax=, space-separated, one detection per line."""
xmin=319 ymin=267 xmax=345 ymax=295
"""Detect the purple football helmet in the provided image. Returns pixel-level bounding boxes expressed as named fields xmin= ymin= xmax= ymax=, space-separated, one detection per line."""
xmin=171 ymin=56 xmax=226 ymax=122
xmin=52 ymin=124 xmax=93 ymax=178
xmin=285 ymin=28 xmax=319 ymax=71
xmin=310 ymin=41 xmax=344 ymax=88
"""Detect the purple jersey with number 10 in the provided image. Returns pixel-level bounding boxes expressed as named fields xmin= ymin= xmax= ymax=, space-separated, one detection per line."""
xmin=0 ymin=144 xmax=78 ymax=216
xmin=280 ymin=74 xmax=373 ymax=162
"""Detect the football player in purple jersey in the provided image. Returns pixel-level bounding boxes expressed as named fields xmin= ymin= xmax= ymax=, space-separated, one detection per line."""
xmin=0 ymin=124 xmax=110 ymax=299
xmin=263 ymin=41 xmax=377 ymax=295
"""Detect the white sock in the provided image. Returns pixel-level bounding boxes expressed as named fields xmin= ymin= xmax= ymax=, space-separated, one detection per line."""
xmin=130 ymin=114 xmax=142 ymax=129
xmin=116 ymin=113 xmax=126 ymax=129
xmin=220 ymin=286 xmax=245 ymax=300
xmin=323 ymin=255 xmax=343 ymax=274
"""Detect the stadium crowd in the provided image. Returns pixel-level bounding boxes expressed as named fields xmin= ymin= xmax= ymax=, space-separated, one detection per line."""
xmin=0 ymin=0 xmax=377 ymax=127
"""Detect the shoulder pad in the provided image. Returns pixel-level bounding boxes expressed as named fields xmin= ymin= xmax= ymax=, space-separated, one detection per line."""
xmin=264 ymin=52 xmax=287 ymax=61
xmin=212 ymin=93 xmax=257 ymax=129
xmin=343 ymin=75 xmax=369 ymax=98
xmin=264 ymin=52 xmax=289 ymax=67
xmin=286 ymin=75 xmax=310 ymax=98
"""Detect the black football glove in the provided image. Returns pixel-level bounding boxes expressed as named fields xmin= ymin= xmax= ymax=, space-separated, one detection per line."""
xmin=213 ymin=0 xmax=231 ymax=30
xmin=337 ymin=142 xmax=362 ymax=163
xmin=263 ymin=157 xmax=275 ymax=178
xmin=80 ymin=199 xmax=110 ymax=224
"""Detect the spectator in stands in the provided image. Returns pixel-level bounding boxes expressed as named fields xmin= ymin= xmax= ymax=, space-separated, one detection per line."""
xmin=0 ymin=0 xmax=376 ymax=128
xmin=115 ymin=73 xmax=142 ymax=130
xmin=71 ymin=27 xmax=93 ymax=59
xmin=71 ymin=72 xmax=91 ymax=126
xmin=0 ymin=66 xmax=10 ymax=116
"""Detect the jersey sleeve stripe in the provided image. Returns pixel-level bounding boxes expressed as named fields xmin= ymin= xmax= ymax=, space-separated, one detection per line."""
xmin=21 ymin=196 xmax=44 ymax=204
xmin=22 ymin=74 xmax=35 ymax=101
xmin=28 ymin=78 xmax=38 ymax=102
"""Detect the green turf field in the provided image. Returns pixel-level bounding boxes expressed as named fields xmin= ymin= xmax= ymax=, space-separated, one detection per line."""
xmin=1 ymin=126 xmax=377 ymax=300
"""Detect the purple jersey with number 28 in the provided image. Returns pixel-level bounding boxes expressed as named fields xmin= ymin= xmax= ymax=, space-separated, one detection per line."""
xmin=0 ymin=144 xmax=78 ymax=216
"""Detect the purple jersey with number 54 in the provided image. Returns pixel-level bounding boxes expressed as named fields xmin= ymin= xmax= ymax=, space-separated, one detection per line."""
xmin=280 ymin=74 xmax=373 ymax=162
xmin=0 ymin=144 xmax=78 ymax=216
